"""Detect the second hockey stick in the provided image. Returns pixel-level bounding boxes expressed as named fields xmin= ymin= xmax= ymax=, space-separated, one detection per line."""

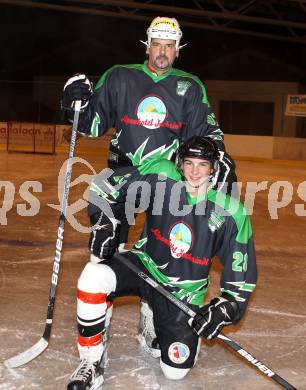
xmin=115 ymin=253 xmax=297 ymax=390
xmin=4 ymin=101 xmax=82 ymax=369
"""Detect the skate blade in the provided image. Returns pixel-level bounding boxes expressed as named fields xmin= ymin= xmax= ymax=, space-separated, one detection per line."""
xmin=89 ymin=374 xmax=104 ymax=390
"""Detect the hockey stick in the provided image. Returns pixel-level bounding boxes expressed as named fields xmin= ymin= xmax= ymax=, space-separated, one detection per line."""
xmin=4 ymin=101 xmax=82 ymax=369
xmin=115 ymin=253 xmax=297 ymax=390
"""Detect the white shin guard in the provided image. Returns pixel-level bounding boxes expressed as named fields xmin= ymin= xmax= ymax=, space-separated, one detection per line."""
xmin=78 ymin=342 xmax=104 ymax=364
xmin=78 ymin=262 xmax=117 ymax=294
xmin=77 ymin=263 xmax=117 ymax=363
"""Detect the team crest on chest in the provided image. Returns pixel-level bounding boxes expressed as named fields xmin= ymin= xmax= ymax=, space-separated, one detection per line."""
xmin=135 ymin=95 xmax=167 ymax=129
xmin=168 ymin=221 xmax=193 ymax=258
xmin=176 ymin=80 xmax=191 ymax=96
xmin=121 ymin=94 xmax=183 ymax=131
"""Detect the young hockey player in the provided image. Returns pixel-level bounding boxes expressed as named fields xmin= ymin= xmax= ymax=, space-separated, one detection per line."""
xmin=67 ymin=136 xmax=257 ymax=389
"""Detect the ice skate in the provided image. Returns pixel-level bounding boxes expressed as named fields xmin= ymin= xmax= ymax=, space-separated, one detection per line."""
xmin=67 ymin=359 xmax=104 ymax=390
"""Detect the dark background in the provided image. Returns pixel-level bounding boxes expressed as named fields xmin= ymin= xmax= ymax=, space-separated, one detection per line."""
xmin=1 ymin=1 xmax=306 ymax=125
xmin=1 ymin=1 xmax=306 ymax=81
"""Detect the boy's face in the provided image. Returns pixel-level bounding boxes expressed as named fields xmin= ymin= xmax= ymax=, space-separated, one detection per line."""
xmin=182 ymin=157 xmax=213 ymax=194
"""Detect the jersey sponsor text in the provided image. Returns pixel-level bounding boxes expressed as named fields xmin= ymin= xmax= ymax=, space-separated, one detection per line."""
xmin=121 ymin=115 xmax=183 ymax=130
xmin=151 ymin=227 xmax=209 ymax=266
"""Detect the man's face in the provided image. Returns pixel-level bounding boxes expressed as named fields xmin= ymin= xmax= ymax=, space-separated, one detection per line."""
xmin=147 ymin=38 xmax=178 ymax=74
xmin=182 ymin=157 xmax=213 ymax=194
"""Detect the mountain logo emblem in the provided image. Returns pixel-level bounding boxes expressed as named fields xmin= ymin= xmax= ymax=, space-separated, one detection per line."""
xmin=168 ymin=221 xmax=193 ymax=258
xmin=136 ymin=95 xmax=167 ymax=129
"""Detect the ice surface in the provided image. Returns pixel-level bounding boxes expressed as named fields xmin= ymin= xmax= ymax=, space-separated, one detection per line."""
xmin=1 ymin=152 xmax=305 ymax=389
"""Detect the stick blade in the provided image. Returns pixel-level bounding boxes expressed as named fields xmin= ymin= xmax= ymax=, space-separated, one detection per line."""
xmin=4 ymin=338 xmax=48 ymax=368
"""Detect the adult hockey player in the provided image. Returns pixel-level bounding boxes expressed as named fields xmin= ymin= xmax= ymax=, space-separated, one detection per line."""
xmin=62 ymin=16 xmax=237 ymax=353
xmin=61 ymin=16 xmax=237 ymax=251
xmin=67 ymin=136 xmax=257 ymax=389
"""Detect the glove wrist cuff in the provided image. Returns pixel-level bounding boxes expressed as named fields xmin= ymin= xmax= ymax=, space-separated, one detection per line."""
xmin=220 ymin=294 xmax=240 ymax=323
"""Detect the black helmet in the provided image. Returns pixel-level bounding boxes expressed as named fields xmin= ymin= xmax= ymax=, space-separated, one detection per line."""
xmin=176 ymin=136 xmax=220 ymax=168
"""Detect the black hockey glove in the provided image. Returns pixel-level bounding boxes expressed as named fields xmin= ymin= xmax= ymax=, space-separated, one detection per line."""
xmin=61 ymin=74 xmax=93 ymax=114
xmin=188 ymin=297 xmax=239 ymax=340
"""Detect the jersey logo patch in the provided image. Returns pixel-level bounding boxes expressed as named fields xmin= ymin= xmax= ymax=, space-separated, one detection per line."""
xmin=207 ymin=113 xmax=219 ymax=126
xmin=208 ymin=211 xmax=225 ymax=232
xmin=169 ymin=221 xmax=193 ymax=258
xmin=176 ymin=80 xmax=191 ymax=96
xmin=90 ymin=112 xmax=100 ymax=137
xmin=136 ymin=95 xmax=166 ymax=129
xmin=168 ymin=342 xmax=190 ymax=364
xmin=121 ymin=95 xmax=183 ymax=131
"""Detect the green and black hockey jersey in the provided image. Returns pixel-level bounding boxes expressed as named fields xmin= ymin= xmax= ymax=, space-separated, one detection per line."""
xmin=78 ymin=61 xmax=224 ymax=167
xmin=89 ymin=159 xmax=257 ymax=318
